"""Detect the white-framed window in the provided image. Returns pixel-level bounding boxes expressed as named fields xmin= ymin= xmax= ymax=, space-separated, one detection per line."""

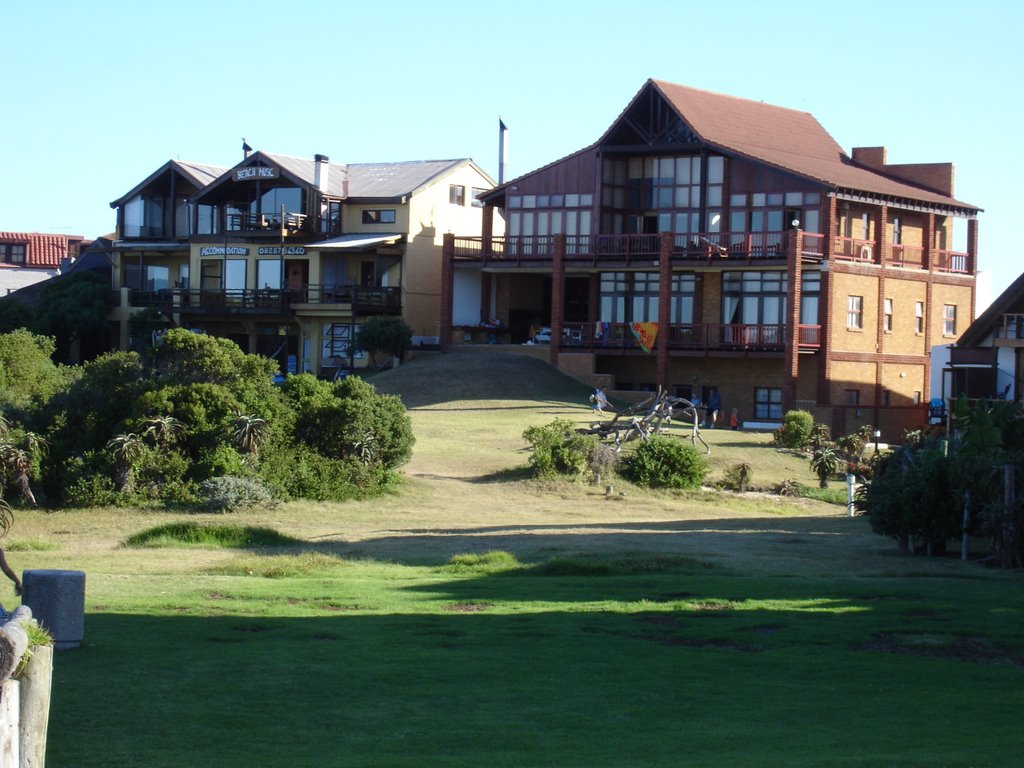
xmin=943 ymin=304 xmax=957 ymax=336
xmin=915 ymin=301 xmax=924 ymax=334
xmin=0 ymin=243 xmax=26 ymax=264
xmin=847 ymin=295 xmax=863 ymax=329
xmin=884 ymin=298 xmax=893 ymax=332
xmin=449 ymin=185 xmax=465 ymax=206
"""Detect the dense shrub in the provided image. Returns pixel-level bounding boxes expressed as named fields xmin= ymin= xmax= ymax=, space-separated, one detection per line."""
xmin=773 ymin=410 xmax=814 ymax=449
xmin=199 ymin=476 xmax=279 ymax=513
xmin=354 ymin=316 xmax=413 ymax=368
xmin=260 ymin=444 xmax=399 ymax=501
xmin=522 ymin=419 xmax=597 ymax=479
xmin=620 ymin=436 xmax=708 ymax=490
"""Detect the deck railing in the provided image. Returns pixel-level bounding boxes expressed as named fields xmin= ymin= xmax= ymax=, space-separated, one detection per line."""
xmin=129 ymin=285 xmax=400 ymax=312
xmin=996 ymin=314 xmax=1024 ymax=340
xmin=558 ymin=322 xmax=820 ymax=353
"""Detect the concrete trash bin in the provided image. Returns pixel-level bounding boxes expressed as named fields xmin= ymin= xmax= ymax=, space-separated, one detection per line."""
xmin=21 ymin=569 xmax=86 ymax=650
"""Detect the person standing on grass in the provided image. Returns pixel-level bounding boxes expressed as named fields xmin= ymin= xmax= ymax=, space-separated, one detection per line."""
xmin=729 ymin=408 xmax=740 ymax=430
xmin=592 ymin=385 xmax=610 ymax=414
xmin=706 ymin=388 xmax=722 ymax=428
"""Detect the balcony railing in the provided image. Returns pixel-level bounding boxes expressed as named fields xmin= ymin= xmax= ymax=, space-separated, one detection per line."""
xmin=129 ymin=285 xmax=400 ymax=313
xmin=558 ymin=322 xmax=820 ymax=353
xmin=224 ymin=211 xmax=308 ymax=235
xmin=996 ymin=314 xmax=1024 ymax=341
xmin=454 ymin=232 xmax=974 ymax=274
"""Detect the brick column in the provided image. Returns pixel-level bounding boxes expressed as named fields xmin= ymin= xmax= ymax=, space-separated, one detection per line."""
xmin=440 ymin=233 xmax=455 ymax=351
xmin=876 ymin=204 xmax=888 ymax=265
xmin=550 ymin=234 xmax=566 ymax=367
xmin=818 ymin=196 xmax=837 ymax=408
xmin=923 ymin=213 xmax=934 ymax=272
xmin=657 ymin=233 xmax=673 ymax=390
xmin=967 ymin=218 xmax=979 ymax=321
xmin=783 ymin=230 xmax=802 ymax=414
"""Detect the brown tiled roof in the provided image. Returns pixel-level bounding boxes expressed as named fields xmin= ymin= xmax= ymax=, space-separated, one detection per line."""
xmin=0 ymin=232 xmax=85 ymax=268
xmin=649 ymin=80 xmax=979 ymax=212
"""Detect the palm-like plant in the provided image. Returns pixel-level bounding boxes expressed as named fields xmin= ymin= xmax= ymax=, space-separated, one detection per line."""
xmin=0 ymin=431 xmax=47 ymax=506
xmin=232 ymin=415 xmax=270 ymax=458
xmin=106 ymin=433 xmax=145 ymax=491
xmin=139 ymin=415 xmax=185 ymax=448
xmin=810 ymin=444 xmax=844 ymax=488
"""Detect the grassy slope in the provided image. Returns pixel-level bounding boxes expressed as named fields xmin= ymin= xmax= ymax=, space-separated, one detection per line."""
xmin=11 ymin=350 xmax=1023 ymax=767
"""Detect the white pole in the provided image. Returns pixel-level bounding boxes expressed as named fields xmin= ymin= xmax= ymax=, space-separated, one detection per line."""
xmin=846 ymin=473 xmax=855 ymax=517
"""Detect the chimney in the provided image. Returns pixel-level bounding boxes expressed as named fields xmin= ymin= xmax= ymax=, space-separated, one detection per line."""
xmin=314 ymin=154 xmax=330 ymax=194
xmin=852 ymin=146 xmax=887 ymax=170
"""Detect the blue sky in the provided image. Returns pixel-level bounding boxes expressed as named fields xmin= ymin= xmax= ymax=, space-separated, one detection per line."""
xmin=3 ymin=0 xmax=1020 ymax=296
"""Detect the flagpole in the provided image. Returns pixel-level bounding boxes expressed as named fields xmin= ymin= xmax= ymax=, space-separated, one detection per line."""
xmin=498 ymin=118 xmax=508 ymax=185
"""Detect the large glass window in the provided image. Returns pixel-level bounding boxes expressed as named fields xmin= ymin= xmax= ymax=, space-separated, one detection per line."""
xmin=124 ymin=264 xmax=170 ymax=291
xmin=123 ymin=194 xmax=164 ymax=238
xmin=225 ymin=259 xmax=247 ymax=291
xmin=257 ymin=259 xmax=282 ymax=289
xmin=670 ymin=273 xmax=696 ymax=323
xmin=800 ymin=271 xmax=820 ymax=326
xmin=721 ymin=271 xmax=787 ymax=325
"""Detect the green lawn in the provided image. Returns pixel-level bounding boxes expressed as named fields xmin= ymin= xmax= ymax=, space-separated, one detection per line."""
xmin=13 ymin=351 xmax=1023 ymax=767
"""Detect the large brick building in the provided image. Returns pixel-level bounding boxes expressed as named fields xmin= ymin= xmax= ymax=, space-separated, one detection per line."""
xmin=444 ymin=79 xmax=981 ymax=438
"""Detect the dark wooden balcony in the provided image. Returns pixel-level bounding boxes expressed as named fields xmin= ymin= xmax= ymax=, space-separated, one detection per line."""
xmin=128 ymin=285 xmax=401 ymax=315
xmin=558 ymin=322 xmax=821 ymax=354
xmin=994 ymin=314 xmax=1024 ymax=346
xmin=454 ymin=231 xmax=972 ymax=274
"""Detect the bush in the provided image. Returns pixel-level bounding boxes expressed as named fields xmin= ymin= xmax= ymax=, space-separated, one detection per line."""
xmin=722 ymin=462 xmax=753 ymax=492
xmin=522 ymin=419 xmax=597 ymax=479
xmin=199 ymin=476 xmax=280 ymax=513
xmin=773 ymin=410 xmax=814 ymax=449
xmin=260 ymin=445 xmax=398 ymax=501
xmin=620 ymin=435 xmax=708 ymax=490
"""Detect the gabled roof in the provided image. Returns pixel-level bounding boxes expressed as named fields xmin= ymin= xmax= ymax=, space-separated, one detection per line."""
xmin=646 ymin=80 xmax=979 ymax=213
xmin=0 ymin=232 xmax=86 ymax=268
xmin=487 ymin=79 xmax=980 ymax=215
xmin=345 ymin=159 xmax=486 ymax=201
xmin=110 ymin=159 xmax=229 ymax=208
xmin=958 ymin=271 xmax=1024 ymax=347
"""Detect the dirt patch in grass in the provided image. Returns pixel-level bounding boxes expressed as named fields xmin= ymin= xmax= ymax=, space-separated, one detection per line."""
xmin=865 ymin=633 xmax=1024 ymax=666
xmin=444 ymin=602 xmax=493 ymax=612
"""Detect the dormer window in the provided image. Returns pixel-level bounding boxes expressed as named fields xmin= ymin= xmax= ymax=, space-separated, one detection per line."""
xmin=0 ymin=243 xmax=26 ymax=264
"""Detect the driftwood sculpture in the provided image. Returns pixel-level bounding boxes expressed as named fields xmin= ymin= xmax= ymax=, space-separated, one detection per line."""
xmin=579 ymin=388 xmax=710 ymax=454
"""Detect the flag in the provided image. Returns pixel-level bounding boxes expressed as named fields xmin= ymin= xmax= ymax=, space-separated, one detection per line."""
xmin=630 ymin=322 xmax=658 ymax=354
xmin=242 ymin=139 xmax=253 ymax=153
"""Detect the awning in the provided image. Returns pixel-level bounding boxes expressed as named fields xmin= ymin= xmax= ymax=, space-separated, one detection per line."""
xmin=307 ymin=233 xmax=403 ymax=250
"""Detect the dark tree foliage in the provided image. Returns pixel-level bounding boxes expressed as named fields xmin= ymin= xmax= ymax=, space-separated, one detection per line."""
xmin=354 ymin=316 xmax=413 ymax=368
xmin=0 ymin=297 xmax=34 ymax=334
xmin=32 ymin=272 xmax=117 ymax=348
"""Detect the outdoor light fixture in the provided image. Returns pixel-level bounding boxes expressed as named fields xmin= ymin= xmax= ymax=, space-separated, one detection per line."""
xmin=873 ymin=429 xmax=882 ymax=454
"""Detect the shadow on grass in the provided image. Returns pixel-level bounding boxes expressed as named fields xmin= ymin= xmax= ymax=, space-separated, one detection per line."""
xmin=50 ymin=570 xmax=1024 ymax=768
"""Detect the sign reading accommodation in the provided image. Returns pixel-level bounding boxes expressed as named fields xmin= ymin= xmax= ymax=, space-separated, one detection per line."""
xmin=200 ymin=246 xmax=250 ymax=257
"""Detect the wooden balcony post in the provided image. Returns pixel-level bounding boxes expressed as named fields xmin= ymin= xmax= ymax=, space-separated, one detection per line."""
xmin=440 ymin=233 xmax=455 ymax=351
xmin=657 ymin=233 xmax=673 ymax=390
xmin=550 ymin=234 xmax=566 ymax=367
xmin=482 ymin=205 xmax=494 ymax=256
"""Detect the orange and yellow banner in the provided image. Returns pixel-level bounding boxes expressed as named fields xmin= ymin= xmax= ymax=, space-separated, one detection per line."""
xmin=630 ymin=322 xmax=658 ymax=353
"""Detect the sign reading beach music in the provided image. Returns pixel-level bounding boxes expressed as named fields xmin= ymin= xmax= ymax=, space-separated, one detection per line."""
xmin=235 ymin=166 xmax=279 ymax=181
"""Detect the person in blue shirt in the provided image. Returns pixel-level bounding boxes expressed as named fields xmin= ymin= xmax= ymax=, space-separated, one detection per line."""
xmin=706 ymin=388 xmax=722 ymax=428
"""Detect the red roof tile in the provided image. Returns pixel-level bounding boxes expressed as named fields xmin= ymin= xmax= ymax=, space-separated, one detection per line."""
xmin=0 ymin=232 xmax=85 ymax=268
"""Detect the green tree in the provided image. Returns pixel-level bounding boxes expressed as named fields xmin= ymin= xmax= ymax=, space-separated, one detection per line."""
xmin=0 ymin=297 xmax=34 ymax=334
xmin=354 ymin=316 xmax=413 ymax=369
xmin=32 ymin=271 xmax=117 ymax=355
xmin=810 ymin=445 xmax=844 ymax=488
xmin=232 ymin=415 xmax=271 ymax=459
xmin=0 ymin=329 xmax=69 ymax=414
